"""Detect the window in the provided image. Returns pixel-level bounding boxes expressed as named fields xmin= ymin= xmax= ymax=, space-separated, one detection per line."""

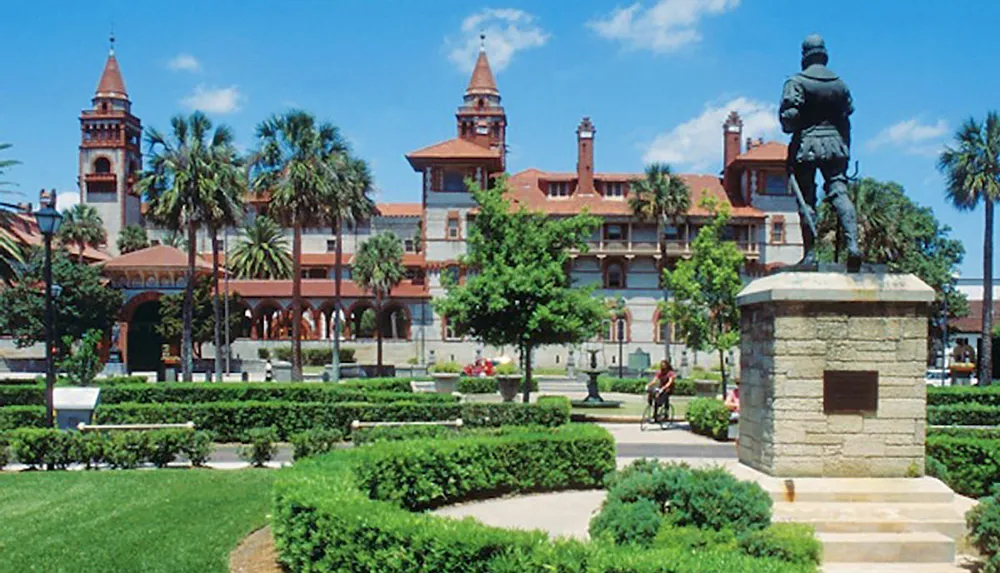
xmin=405 ymin=267 xmax=417 ymax=280
xmin=303 ymin=268 xmax=326 ymax=279
xmin=94 ymin=157 xmax=111 ymax=174
xmin=763 ymin=173 xmax=789 ymax=195
xmin=658 ymin=319 xmax=671 ymax=343
xmin=605 ymin=316 xmax=629 ymax=342
xmin=548 ymin=181 xmax=569 ymax=198
xmin=604 ymin=224 xmax=625 ymax=241
xmin=443 ymin=170 xmax=466 ymax=192
xmin=444 ymin=318 xmax=460 ymax=341
xmin=772 ymin=221 xmax=785 ymax=244
xmin=476 ymin=123 xmax=489 ymax=135
xmin=326 ymin=239 xmax=337 ymax=252
xmin=663 ymin=225 xmax=680 ymax=240
xmin=404 ymin=238 xmax=415 ymax=252
xmin=447 ymin=216 xmax=460 ymax=240
xmin=722 ymin=225 xmax=736 ymax=241
xmin=604 ymin=182 xmax=624 ymax=198
xmin=605 ymin=263 xmax=625 ymax=289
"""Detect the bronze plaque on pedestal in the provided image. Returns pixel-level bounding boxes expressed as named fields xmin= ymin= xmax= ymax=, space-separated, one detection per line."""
xmin=823 ymin=370 xmax=878 ymax=413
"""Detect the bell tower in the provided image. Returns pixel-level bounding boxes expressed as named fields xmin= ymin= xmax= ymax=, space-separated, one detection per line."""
xmin=79 ymin=34 xmax=142 ymax=253
xmin=455 ymin=34 xmax=506 ymax=170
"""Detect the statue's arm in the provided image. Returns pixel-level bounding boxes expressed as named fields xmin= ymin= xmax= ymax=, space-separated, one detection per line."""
xmin=842 ymin=86 xmax=854 ymax=147
xmin=779 ymin=79 xmax=804 ymax=134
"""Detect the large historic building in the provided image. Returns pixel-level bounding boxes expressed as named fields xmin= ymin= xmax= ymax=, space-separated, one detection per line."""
xmin=79 ymin=41 xmax=805 ymax=372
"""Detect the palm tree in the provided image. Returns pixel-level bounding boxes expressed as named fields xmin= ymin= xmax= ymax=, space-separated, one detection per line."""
xmin=135 ymin=112 xmax=233 ymax=382
xmin=353 ymin=231 xmax=405 ymax=371
xmin=161 ymin=229 xmax=188 ymax=250
xmin=939 ymin=113 xmax=1000 ymax=385
xmin=229 ymin=216 xmax=293 ymax=279
xmin=0 ymin=143 xmax=24 ymax=281
xmin=817 ymin=178 xmax=906 ymax=263
xmin=58 ymin=204 xmax=106 ymax=259
xmin=629 ymin=163 xmax=690 ymax=359
xmin=117 ymin=224 xmax=149 ymax=254
xmin=326 ymin=154 xmax=376 ymax=378
xmin=251 ymin=110 xmax=348 ymax=380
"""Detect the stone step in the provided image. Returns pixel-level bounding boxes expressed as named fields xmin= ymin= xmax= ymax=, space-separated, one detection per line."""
xmin=822 ymin=561 xmax=973 ymax=573
xmin=817 ymin=532 xmax=955 ymax=563
xmin=774 ymin=502 xmax=966 ymax=537
xmin=726 ymin=469 xmax=957 ymax=504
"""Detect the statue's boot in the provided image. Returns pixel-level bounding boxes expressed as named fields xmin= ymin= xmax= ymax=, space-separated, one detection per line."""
xmin=796 ymin=213 xmax=818 ymax=266
xmin=831 ymin=192 xmax=862 ymax=271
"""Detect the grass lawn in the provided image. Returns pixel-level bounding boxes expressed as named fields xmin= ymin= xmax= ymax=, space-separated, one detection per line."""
xmin=0 ymin=469 xmax=275 ymax=573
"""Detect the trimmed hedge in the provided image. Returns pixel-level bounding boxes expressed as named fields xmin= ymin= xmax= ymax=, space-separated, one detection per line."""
xmin=457 ymin=377 xmax=538 ymax=394
xmin=0 ymin=382 xmax=454 ymax=407
xmin=687 ymin=398 xmax=732 ymax=441
xmin=598 ymin=376 xmax=698 ymax=396
xmin=272 ymin=425 xmax=808 ymax=573
xmin=340 ymin=378 xmax=421 ymax=393
xmin=928 ymin=404 xmax=1000 ymax=426
xmin=928 ymin=385 xmax=1000 ymax=407
xmin=272 ymin=346 xmax=356 ymax=366
xmin=352 ymin=425 xmax=553 ymax=445
xmin=928 ymin=427 xmax=1000 ymax=441
xmin=925 ymin=434 xmax=1000 ymax=498
xmin=0 ymin=406 xmax=46 ymax=431
xmin=0 ymin=375 xmax=149 ymax=388
xmin=93 ymin=397 xmax=572 ymax=442
xmin=4 ymin=428 xmax=215 ymax=470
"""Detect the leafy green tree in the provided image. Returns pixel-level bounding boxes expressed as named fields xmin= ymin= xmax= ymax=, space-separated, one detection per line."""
xmin=58 ymin=329 xmax=104 ymax=386
xmin=629 ymin=163 xmax=691 ymax=271
xmin=661 ymin=194 xmax=743 ymax=397
xmin=229 ymin=215 xmax=292 ymax=279
xmin=0 ymin=249 xmax=123 ymax=354
xmin=136 ymin=112 xmax=234 ymax=382
xmin=939 ymin=113 xmax=1000 ymax=383
xmin=157 ymin=276 xmax=248 ymax=356
xmin=58 ymin=203 xmax=106 ymax=259
xmin=353 ymin=231 xmax=405 ymax=369
xmin=434 ymin=177 xmax=607 ymax=402
xmin=251 ymin=110 xmax=349 ymax=380
xmin=116 ymin=224 xmax=149 ymax=254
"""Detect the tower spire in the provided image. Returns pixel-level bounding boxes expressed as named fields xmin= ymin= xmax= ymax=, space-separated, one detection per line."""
xmin=95 ymin=34 xmax=128 ymax=100
xmin=465 ymin=36 xmax=499 ymax=98
xmin=109 ymin=30 xmax=115 ymax=55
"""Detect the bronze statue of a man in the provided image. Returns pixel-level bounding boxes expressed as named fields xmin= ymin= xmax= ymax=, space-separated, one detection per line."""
xmin=780 ymin=34 xmax=861 ymax=268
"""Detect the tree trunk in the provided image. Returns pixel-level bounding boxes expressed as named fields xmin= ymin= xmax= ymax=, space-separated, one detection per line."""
xmin=182 ymin=221 xmax=196 ymax=382
xmin=333 ymin=218 xmax=343 ymax=382
xmin=982 ymin=198 xmax=994 ymax=385
xmin=718 ymin=347 xmax=728 ymax=400
xmin=291 ymin=221 xmax=303 ymax=381
xmin=376 ymin=291 xmax=384 ymax=371
xmin=522 ymin=342 xmax=533 ymax=404
xmin=211 ymin=229 xmax=223 ymax=383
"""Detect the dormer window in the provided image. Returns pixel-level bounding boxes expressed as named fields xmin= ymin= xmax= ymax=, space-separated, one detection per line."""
xmin=763 ymin=173 xmax=789 ymax=195
xmin=443 ymin=170 xmax=466 ymax=192
xmin=548 ymin=182 xmax=569 ymax=198
xmin=604 ymin=182 xmax=624 ymax=198
xmin=94 ymin=157 xmax=112 ymax=174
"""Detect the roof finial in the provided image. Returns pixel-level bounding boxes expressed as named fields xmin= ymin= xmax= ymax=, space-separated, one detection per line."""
xmin=479 ymin=31 xmax=486 ymax=53
xmin=109 ymin=27 xmax=116 ymax=56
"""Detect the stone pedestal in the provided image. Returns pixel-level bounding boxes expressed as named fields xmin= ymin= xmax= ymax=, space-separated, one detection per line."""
xmin=736 ymin=272 xmax=934 ymax=478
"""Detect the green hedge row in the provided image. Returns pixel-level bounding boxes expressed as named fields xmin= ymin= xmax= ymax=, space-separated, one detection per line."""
xmin=925 ymin=434 xmax=1000 ymax=498
xmin=272 ymin=425 xmax=809 ymax=573
xmin=340 ymin=377 xmax=421 ymax=393
xmin=928 ymin=385 xmax=1000 ymax=407
xmin=2 ymin=428 xmax=214 ymax=469
xmin=598 ymin=376 xmax=699 ymax=396
xmin=927 ymin=404 xmax=1000 ymax=426
xmin=928 ymin=426 xmax=1000 ymax=440
xmin=0 ymin=375 xmax=149 ymax=387
xmin=456 ymin=377 xmax=538 ymax=394
xmin=0 ymin=382 xmax=454 ymax=407
xmin=89 ymin=397 xmax=571 ymax=442
xmin=0 ymin=406 xmax=45 ymax=430
xmin=687 ymin=398 xmax=732 ymax=441
xmin=262 ymin=346 xmax=356 ymax=366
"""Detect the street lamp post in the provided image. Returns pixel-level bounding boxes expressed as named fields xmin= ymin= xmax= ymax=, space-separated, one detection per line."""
xmin=34 ymin=191 xmax=63 ymax=428
xmin=617 ymin=317 xmax=625 ymax=378
xmin=224 ymin=226 xmax=231 ymax=377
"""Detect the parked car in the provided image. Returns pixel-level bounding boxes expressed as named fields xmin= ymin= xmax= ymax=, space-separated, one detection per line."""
xmin=924 ymin=368 xmax=948 ymax=387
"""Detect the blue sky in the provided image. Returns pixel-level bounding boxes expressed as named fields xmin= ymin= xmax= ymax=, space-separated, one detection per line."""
xmin=1 ymin=0 xmax=997 ymax=276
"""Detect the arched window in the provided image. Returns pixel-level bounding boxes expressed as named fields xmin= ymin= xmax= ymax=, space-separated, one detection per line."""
xmin=94 ymin=157 xmax=112 ymax=174
xmin=605 ymin=262 xmax=625 ymax=289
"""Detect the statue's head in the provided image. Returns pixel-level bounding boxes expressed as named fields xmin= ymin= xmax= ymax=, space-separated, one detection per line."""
xmin=801 ymin=34 xmax=829 ymax=69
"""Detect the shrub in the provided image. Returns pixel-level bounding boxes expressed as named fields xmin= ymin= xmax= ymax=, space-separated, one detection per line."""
xmin=290 ymin=428 xmax=344 ymax=460
xmin=271 ymin=347 xmax=355 ymax=366
xmin=738 ymin=523 xmax=822 ymax=566
xmin=146 ymin=429 xmax=189 ymax=468
xmin=339 ymin=377 xmax=417 ymax=393
xmin=597 ymin=376 xmax=697 ymax=396
xmin=0 ymin=435 xmax=8 ymax=469
xmin=58 ymin=329 xmax=104 ymax=387
xmin=967 ymin=490 xmax=1000 ymax=571
xmin=653 ymin=524 xmax=737 ymax=552
xmin=0 ymin=406 xmax=46 ymax=431
xmin=9 ymin=429 xmax=75 ymax=470
xmin=431 ymin=361 xmax=462 ymax=374
xmin=257 ymin=348 xmax=271 ymax=360
xmin=687 ymin=398 xmax=732 ymax=440
xmin=589 ymin=499 xmax=663 ymax=545
xmin=239 ymin=427 xmax=278 ymax=467
xmin=457 ymin=377 xmax=538 ymax=394
xmin=928 ymin=385 xmax=1000 ymax=407
xmin=105 ymin=431 xmax=151 ymax=469
xmin=495 ymin=362 xmax=517 ymax=375
xmin=353 ymin=424 xmax=462 ymax=444
xmin=85 ymin=382 xmax=455 ymax=406
xmin=928 ymin=427 xmax=1000 ymax=440
xmin=925 ymin=455 xmax=950 ymax=482
xmin=926 ymin=434 xmax=1000 ymax=498
xmin=928 ymin=403 xmax=1000 ymax=426
xmin=72 ymin=432 xmax=108 ymax=469
xmin=183 ymin=431 xmax=214 ymax=467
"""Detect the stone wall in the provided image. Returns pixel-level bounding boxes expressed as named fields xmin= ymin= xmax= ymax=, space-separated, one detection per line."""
xmin=739 ymin=282 xmax=930 ymax=478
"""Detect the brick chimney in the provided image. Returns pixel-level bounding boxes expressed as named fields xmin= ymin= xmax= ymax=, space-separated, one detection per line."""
xmin=576 ymin=117 xmax=596 ymax=195
xmin=723 ymin=111 xmax=743 ymax=172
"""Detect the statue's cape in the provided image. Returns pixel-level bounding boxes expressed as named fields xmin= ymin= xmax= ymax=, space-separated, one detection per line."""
xmin=798 ymin=64 xmax=839 ymax=81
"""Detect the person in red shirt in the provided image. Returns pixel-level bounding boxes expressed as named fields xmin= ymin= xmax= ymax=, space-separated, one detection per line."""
xmin=646 ymin=360 xmax=676 ymax=420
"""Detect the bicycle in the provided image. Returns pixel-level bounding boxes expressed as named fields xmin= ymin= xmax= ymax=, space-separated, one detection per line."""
xmin=640 ymin=402 xmax=676 ymax=431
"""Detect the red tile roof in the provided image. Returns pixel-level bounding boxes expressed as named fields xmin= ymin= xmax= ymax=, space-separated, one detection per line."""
xmin=376 ymin=203 xmax=422 ymax=217
xmin=105 ymin=245 xmax=212 ymax=272
xmin=95 ymin=54 xmax=128 ymax=100
xmin=406 ymin=138 xmax=501 ymax=160
xmin=736 ymin=141 xmax=786 ymax=162
xmin=505 ymin=169 xmax=765 ymax=219
xmin=466 ymin=49 xmax=499 ymax=97
xmin=951 ymin=301 xmax=1000 ymax=333
xmin=224 ymin=279 xmax=429 ymax=299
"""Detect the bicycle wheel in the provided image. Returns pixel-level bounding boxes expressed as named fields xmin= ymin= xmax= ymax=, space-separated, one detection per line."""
xmin=661 ymin=404 xmax=677 ymax=428
xmin=640 ymin=404 xmax=653 ymax=431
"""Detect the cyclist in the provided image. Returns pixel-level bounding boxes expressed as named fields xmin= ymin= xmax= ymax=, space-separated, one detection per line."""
xmin=646 ymin=360 xmax=676 ymax=421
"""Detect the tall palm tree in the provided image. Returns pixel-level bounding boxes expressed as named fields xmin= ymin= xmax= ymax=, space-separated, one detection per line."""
xmin=135 ymin=112 xmax=233 ymax=382
xmin=353 ymin=231 xmax=405 ymax=371
xmin=939 ymin=112 xmax=1000 ymax=385
xmin=161 ymin=229 xmax=188 ymax=250
xmin=58 ymin=204 xmax=106 ymax=259
xmin=0 ymin=143 xmax=24 ymax=282
xmin=251 ymin=110 xmax=348 ymax=380
xmin=326 ymin=154 xmax=376 ymax=378
xmin=229 ymin=216 xmax=293 ymax=279
xmin=117 ymin=224 xmax=149 ymax=254
xmin=817 ymin=178 xmax=906 ymax=263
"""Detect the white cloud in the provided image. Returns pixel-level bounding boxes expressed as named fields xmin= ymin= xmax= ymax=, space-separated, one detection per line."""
xmin=56 ymin=191 xmax=80 ymax=211
xmin=868 ymin=118 xmax=948 ymax=156
xmin=643 ymin=97 xmax=780 ymax=170
xmin=589 ymin=0 xmax=740 ymax=53
xmin=180 ymin=85 xmax=244 ymax=114
xmin=167 ymin=53 xmax=201 ymax=72
xmin=446 ymin=8 xmax=549 ymax=72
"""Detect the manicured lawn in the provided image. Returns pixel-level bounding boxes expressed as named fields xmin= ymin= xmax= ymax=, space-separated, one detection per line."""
xmin=0 ymin=469 xmax=275 ymax=573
